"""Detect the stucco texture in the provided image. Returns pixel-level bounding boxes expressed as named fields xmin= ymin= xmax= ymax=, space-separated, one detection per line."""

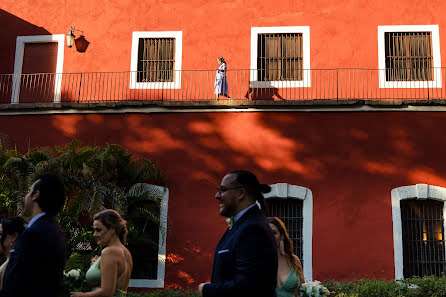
xmin=1 ymin=111 xmax=446 ymax=285
xmin=1 ymin=0 xmax=445 ymax=74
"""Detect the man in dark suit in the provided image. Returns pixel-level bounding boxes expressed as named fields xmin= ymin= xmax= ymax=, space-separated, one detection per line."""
xmin=0 ymin=174 xmax=67 ymax=297
xmin=199 ymin=170 xmax=278 ymax=297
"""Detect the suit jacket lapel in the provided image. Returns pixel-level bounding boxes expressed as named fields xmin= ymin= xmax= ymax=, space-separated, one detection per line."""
xmin=231 ymin=204 xmax=261 ymax=231
xmin=215 ymin=227 xmax=231 ymax=250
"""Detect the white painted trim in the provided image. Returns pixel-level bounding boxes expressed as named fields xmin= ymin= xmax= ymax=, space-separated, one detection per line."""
xmin=129 ymin=185 xmax=169 ymax=288
xmin=250 ymin=26 xmax=311 ymax=88
xmin=264 ymin=183 xmax=313 ymax=281
xmin=130 ymin=31 xmax=182 ymax=89
xmin=12 ymin=34 xmax=65 ymax=104
xmin=378 ymin=25 xmax=442 ymax=88
xmin=391 ymin=184 xmax=446 ymax=280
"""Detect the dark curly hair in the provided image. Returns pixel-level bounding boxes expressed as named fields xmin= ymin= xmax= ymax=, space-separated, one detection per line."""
xmin=31 ymin=174 xmax=65 ymax=217
xmin=1 ymin=216 xmax=26 ymax=250
xmin=229 ymin=170 xmax=271 ymax=208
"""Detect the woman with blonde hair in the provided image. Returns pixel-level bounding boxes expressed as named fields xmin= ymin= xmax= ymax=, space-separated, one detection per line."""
xmin=70 ymin=209 xmax=133 ymax=297
xmin=268 ymin=217 xmax=304 ymax=297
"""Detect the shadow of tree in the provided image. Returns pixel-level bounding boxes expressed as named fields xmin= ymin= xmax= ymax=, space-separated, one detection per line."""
xmin=1 ymin=111 xmax=446 ymax=285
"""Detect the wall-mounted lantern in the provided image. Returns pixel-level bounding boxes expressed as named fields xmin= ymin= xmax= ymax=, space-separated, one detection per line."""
xmin=66 ymin=27 xmax=75 ymax=48
xmin=66 ymin=26 xmax=90 ymax=53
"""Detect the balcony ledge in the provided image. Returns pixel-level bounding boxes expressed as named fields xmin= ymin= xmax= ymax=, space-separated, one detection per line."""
xmin=2 ymin=99 xmax=446 ymax=115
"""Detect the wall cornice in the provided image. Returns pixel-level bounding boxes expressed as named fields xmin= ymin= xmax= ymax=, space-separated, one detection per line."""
xmin=3 ymin=99 xmax=446 ymax=115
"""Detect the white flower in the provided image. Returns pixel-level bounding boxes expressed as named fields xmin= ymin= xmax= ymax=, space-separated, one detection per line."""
xmin=305 ymin=284 xmax=313 ymax=295
xmin=322 ymin=287 xmax=330 ymax=296
xmin=300 ymin=280 xmax=329 ymax=297
xmin=66 ymin=269 xmax=81 ymax=279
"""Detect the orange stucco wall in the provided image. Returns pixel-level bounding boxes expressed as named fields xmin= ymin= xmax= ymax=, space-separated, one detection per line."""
xmin=1 ymin=111 xmax=446 ymax=285
xmin=2 ymin=0 xmax=446 ymax=288
xmin=1 ymin=0 xmax=445 ymax=74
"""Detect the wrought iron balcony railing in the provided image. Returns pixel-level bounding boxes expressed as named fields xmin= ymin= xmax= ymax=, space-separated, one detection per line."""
xmin=0 ymin=68 xmax=445 ymax=104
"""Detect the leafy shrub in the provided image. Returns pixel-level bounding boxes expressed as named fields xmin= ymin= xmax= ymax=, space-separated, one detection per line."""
xmin=355 ymin=279 xmax=397 ymax=297
xmin=323 ymin=280 xmax=357 ymax=296
xmin=0 ymin=140 xmax=167 ymax=295
xmin=127 ymin=289 xmax=200 ymax=297
xmin=324 ymin=276 xmax=446 ymax=297
xmin=404 ymin=275 xmax=446 ymax=297
xmin=62 ymin=276 xmax=446 ymax=297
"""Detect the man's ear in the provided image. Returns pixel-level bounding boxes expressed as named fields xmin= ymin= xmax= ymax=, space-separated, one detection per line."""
xmin=236 ymin=187 xmax=247 ymax=200
xmin=31 ymin=190 xmax=40 ymax=202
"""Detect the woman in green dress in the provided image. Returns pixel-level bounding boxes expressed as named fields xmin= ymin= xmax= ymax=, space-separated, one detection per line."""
xmin=71 ymin=210 xmax=133 ymax=297
xmin=0 ymin=216 xmax=26 ymax=289
xmin=268 ymin=217 xmax=305 ymax=297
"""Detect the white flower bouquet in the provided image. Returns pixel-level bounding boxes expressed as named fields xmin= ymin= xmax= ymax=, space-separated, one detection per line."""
xmin=300 ymin=281 xmax=330 ymax=297
xmin=64 ymin=268 xmax=82 ymax=280
xmin=61 ymin=268 xmax=86 ymax=296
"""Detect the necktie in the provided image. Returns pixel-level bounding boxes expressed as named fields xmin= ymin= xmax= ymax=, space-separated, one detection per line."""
xmin=227 ymin=217 xmax=235 ymax=228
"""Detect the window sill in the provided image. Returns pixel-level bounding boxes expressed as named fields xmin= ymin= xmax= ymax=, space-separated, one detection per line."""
xmin=250 ymin=80 xmax=311 ymax=88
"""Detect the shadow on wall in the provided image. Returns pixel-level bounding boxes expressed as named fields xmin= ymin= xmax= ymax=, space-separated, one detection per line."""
xmin=0 ymin=9 xmax=51 ymax=74
xmin=245 ymin=87 xmax=284 ymax=100
xmin=3 ymin=112 xmax=446 ymax=285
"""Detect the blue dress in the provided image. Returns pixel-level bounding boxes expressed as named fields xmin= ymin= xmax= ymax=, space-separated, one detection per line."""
xmin=214 ymin=62 xmax=229 ymax=95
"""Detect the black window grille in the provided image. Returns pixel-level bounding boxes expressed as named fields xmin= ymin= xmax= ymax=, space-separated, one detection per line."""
xmin=385 ymin=32 xmax=433 ymax=81
xmin=257 ymin=33 xmax=303 ymax=81
xmin=265 ymin=198 xmax=303 ymax=266
xmin=137 ymin=38 xmax=175 ymax=83
xmin=401 ymin=199 xmax=445 ymax=278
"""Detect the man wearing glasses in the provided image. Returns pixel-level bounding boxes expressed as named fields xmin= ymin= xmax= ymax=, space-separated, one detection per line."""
xmin=198 ymin=170 xmax=277 ymax=297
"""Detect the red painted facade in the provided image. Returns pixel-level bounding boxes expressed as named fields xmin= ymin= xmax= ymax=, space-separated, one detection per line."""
xmin=1 ymin=112 xmax=446 ymax=286
xmin=1 ymin=0 xmax=445 ymax=73
xmin=1 ymin=0 xmax=446 ymax=288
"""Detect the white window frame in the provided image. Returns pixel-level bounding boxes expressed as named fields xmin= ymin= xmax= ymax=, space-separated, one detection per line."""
xmin=11 ymin=34 xmax=65 ymax=104
xmin=250 ymin=26 xmax=311 ymax=88
xmin=129 ymin=185 xmax=169 ymax=288
xmin=264 ymin=183 xmax=313 ymax=281
xmin=130 ymin=31 xmax=182 ymax=89
xmin=378 ymin=25 xmax=442 ymax=88
xmin=391 ymin=184 xmax=446 ymax=280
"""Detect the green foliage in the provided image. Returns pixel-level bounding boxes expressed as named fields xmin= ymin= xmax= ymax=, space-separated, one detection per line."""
xmin=60 ymin=269 xmax=87 ymax=296
xmin=400 ymin=275 xmax=446 ymax=297
xmin=0 ymin=140 xmax=167 ymax=295
xmin=323 ymin=280 xmax=357 ymax=296
xmin=64 ymin=273 xmax=446 ymax=297
xmin=324 ymin=276 xmax=446 ymax=297
xmin=64 ymin=252 xmax=98 ymax=274
xmin=127 ymin=289 xmax=200 ymax=297
xmin=356 ymin=279 xmax=397 ymax=297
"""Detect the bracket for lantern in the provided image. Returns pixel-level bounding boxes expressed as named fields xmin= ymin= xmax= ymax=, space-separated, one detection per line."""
xmin=66 ymin=26 xmax=90 ymax=53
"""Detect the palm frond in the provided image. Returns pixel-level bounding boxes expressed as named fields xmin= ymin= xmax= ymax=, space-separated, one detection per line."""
xmin=0 ymin=139 xmax=167 ymax=274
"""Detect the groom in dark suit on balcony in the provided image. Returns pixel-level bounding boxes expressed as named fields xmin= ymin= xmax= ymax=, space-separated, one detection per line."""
xmin=0 ymin=174 xmax=67 ymax=297
xmin=198 ymin=170 xmax=278 ymax=297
